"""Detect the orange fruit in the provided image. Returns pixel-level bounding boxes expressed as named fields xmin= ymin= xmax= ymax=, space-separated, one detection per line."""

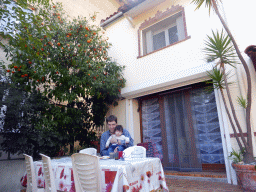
xmin=41 ymin=48 xmax=44 ymax=51
xmin=25 ymin=74 xmax=28 ymax=76
xmin=61 ymin=47 xmax=64 ymax=50
xmin=78 ymin=44 xmax=81 ymax=47
xmin=25 ymin=44 xmax=27 ymax=48
xmin=21 ymin=75 xmax=25 ymax=78
xmin=53 ymin=5 xmax=56 ymax=8
xmin=85 ymin=34 xmax=88 ymax=37
xmin=6 ymin=70 xmax=10 ymax=72
xmin=12 ymin=71 xmax=15 ymax=73
xmin=44 ymin=35 xmax=47 ymax=38
xmin=18 ymin=69 xmax=21 ymax=71
xmin=93 ymin=32 xmax=96 ymax=35
xmin=66 ymin=35 xmax=70 ymax=38
xmin=85 ymin=27 xmax=89 ymax=31
xmin=57 ymin=16 xmax=60 ymax=19
xmin=44 ymin=44 xmax=46 ymax=46
xmin=57 ymin=43 xmax=61 ymax=46
xmin=34 ymin=71 xmax=36 ymax=73
xmin=87 ymin=40 xmax=91 ymax=43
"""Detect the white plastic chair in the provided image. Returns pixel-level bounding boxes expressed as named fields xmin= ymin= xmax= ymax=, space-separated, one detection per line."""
xmin=79 ymin=147 xmax=97 ymax=156
xmin=23 ymin=154 xmax=44 ymax=192
xmin=71 ymin=153 xmax=101 ymax=192
xmin=40 ymin=154 xmax=57 ymax=192
xmin=123 ymin=146 xmax=146 ymax=158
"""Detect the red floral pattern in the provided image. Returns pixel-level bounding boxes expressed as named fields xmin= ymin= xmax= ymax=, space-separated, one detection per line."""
xmin=38 ymin=167 xmax=42 ymax=176
xmin=123 ymin=185 xmax=129 ymax=192
xmin=60 ymin=168 xmax=65 ymax=179
xmin=20 ymin=157 xmax=169 ymax=192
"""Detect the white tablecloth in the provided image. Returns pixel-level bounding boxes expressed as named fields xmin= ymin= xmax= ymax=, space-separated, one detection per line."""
xmin=22 ymin=156 xmax=169 ymax=192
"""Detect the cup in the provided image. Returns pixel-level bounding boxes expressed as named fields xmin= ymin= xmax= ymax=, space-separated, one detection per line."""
xmin=114 ymin=152 xmax=119 ymax=160
xmin=118 ymin=151 xmax=123 ymax=159
xmin=109 ymin=152 xmax=115 ymax=159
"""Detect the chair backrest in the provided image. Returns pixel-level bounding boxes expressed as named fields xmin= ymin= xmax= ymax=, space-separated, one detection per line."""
xmin=123 ymin=146 xmax=146 ymax=158
xmin=79 ymin=147 xmax=97 ymax=156
xmin=137 ymin=142 xmax=163 ymax=161
xmin=40 ymin=154 xmax=57 ymax=192
xmin=71 ymin=153 xmax=101 ymax=192
xmin=23 ymin=154 xmax=38 ymax=192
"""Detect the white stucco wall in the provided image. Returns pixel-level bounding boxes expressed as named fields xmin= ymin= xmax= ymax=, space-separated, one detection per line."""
xmin=53 ymin=0 xmax=119 ymax=25
xmin=105 ymin=0 xmax=222 ymax=90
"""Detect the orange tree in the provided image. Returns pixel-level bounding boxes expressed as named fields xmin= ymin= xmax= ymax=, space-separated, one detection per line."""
xmin=1 ymin=2 xmax=125 ymax=153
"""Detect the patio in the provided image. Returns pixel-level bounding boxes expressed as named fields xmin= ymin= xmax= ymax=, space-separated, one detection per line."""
xmin=0 ymin=159 xmax=242 ymax=192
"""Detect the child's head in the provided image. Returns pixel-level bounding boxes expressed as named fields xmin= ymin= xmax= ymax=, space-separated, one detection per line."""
xmin=114 ymin=125 xmax=123 ymax=137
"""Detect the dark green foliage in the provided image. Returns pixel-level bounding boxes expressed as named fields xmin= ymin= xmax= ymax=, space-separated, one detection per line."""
xmin=0 ymin=2 xmax=125 ymax=156
xmin=0 ymin=87 xmax=66 ymax=159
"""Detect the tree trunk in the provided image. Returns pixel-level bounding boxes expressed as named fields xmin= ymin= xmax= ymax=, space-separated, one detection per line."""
xmin=220 ymin=88 xmax=243 ymax=151
xmin=221 ymin=66 xmax=248 ymax=148
xmin=212 ymin=0 xmax=254 ymax=163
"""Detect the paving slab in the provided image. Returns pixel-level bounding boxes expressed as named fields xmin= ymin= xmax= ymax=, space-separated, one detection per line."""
xmin=166 ymin=177 xmax=242 ymax=192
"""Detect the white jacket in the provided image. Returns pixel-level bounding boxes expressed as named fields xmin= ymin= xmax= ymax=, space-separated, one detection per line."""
xmin=105 ymin=135 xmax=130 ymax=148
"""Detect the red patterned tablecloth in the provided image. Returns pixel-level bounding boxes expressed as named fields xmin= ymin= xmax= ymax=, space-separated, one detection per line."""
xmin=21 ymin=157 xmax=169 ymax=192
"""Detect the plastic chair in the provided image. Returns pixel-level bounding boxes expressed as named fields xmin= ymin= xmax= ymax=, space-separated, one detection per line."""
xmin=137 ymin=142 xmax=163 ymax=161
xmin=79 ymin=147 xmax=97 ymax=156
xmin=71 ymin=153 xmax=101 ymax=192
xmin=40 ymin=154 xmax=57 ymax=192
xmin=23 ymin=154 xmax=44 ymax=192
xmin=123 ymin=146 xmax=146 ymax=158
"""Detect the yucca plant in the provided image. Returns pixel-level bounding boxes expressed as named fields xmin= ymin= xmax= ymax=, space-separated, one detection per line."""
xmin=192 ymin=0 xmax=255 ymax=164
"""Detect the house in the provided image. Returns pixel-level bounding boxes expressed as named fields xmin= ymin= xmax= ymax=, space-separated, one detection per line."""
xmin=100 ymin=0 xmax=256 ymax=184
xmin=1 ymin=0 xmax=256 ymax=185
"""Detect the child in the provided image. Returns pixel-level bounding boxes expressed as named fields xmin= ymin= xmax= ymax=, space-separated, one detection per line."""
xmin=106 ymin=125 xmax=130 ymax=153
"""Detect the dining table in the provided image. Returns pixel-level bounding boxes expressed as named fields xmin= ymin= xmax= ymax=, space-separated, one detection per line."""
xmin=20 ymin=156 xmax=169 ymax=192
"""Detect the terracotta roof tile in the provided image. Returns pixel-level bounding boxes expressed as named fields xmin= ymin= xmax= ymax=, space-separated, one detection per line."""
xmin=100 ymin=0 xmax=146 ymax=24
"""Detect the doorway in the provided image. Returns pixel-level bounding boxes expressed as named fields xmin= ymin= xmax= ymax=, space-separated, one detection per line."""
xmin=140 ymin=83 xmax=225 ymax=172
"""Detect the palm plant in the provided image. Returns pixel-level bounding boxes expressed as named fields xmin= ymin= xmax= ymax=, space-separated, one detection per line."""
xmin=192 ymin=0 xmax=254 ymax=163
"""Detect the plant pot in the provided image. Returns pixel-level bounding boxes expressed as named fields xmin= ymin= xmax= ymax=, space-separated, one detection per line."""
xmin=232 ymin=163 xmax=256 ymax=191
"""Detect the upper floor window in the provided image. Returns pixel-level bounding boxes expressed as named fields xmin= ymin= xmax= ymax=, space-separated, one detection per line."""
xmin=138 ymin=5 xmax=190 ymax=58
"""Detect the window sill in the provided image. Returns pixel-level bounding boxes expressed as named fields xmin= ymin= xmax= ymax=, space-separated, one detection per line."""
xmin=137 ymin=36 xmax=191 ymax=59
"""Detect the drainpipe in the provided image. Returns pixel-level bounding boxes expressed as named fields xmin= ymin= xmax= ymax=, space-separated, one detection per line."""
xmin=100 ymin=12 xmax=123 ymax=28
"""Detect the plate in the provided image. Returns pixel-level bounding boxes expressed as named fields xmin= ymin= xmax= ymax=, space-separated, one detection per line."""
xmin=100 ymin=156 xmax=110 ymax=160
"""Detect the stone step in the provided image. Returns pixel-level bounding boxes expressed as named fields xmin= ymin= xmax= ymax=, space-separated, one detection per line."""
xmin=164 ymin=170 xmax=227 ymax=183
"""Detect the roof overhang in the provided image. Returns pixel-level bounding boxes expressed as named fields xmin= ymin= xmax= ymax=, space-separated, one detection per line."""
xmin=124 ymin=0 xmax=166 ymax=19
xmin=120 ymin=63 xmax=214 ymax=99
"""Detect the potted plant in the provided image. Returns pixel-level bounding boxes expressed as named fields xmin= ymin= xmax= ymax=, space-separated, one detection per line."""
xmin=192 ymin=0 xmax=256 ymax=190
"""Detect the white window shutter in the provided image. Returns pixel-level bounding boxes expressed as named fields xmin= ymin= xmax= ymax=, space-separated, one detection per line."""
xmin=146 ymin=30 xmax=153 ymax=54
xmin=176 ymin=16 xmax=185 ymax=41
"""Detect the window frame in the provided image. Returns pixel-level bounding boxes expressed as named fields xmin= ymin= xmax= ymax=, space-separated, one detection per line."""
xmin=137 ymin=5 xmax=190 ymax=58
